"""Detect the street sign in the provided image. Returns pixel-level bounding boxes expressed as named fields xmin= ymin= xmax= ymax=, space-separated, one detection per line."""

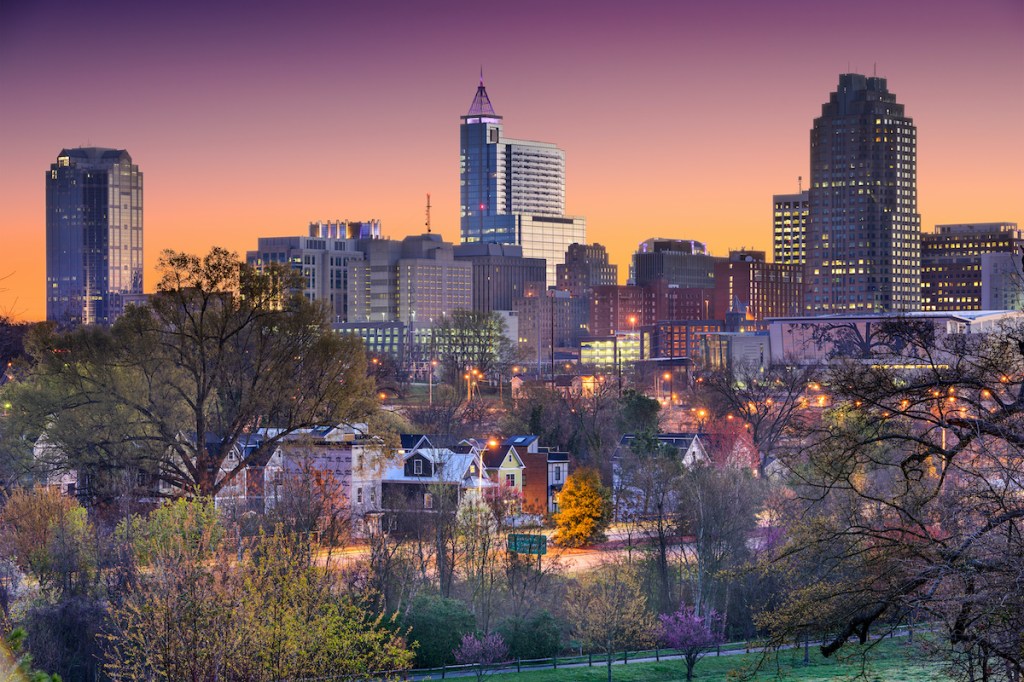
xmin=507 ymin=533 xmax=547 ymax=555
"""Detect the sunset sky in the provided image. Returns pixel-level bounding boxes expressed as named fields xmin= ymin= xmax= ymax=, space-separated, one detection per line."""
xmin=1 ymin=0 xmax=1021 ymax=321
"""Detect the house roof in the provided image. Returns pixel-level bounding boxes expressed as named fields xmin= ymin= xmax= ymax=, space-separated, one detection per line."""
xmin=383 ymin=448 xmax=495 ymax=487
xmin=504 ymin=435 xmax=539 ymax=448
xmin=483 ymin=444 xmax=524 ymax=470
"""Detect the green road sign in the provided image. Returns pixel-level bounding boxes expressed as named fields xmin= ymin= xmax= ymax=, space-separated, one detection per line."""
xmin=507 ymin=533 xmax=547 ymax=555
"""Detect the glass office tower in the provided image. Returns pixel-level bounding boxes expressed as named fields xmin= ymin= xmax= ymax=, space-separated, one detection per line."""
xmin=805 ymin=74 xmax=920 ymax=313
xmin=459 ymin=77 xmax=585 ymax=286
xmin=46 ymin=147 xmax=143 ymax=327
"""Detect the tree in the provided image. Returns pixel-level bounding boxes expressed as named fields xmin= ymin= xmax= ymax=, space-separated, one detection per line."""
xmin=105 ymin=500 xmax=412 ymax=680
xmin=431 ymin=310 xmax=514 ymax=388
xmin=453 ymin=632 xmax=509 ymax=680
xmin=616 ymin=432 xmax=683 ymax=611
xmin=702 ymin=362 xmax=815 ymax=476
xmin=761 ymin=319 xmax=1024 ymax=680
xmin=10 ymin=248 xmax=376 ymax=500
xmin=677 ymin=462 xmax=763 ymax=624
xmin=0 ymin=487 xmax=97 ymax=599
xmin=618 ymin=390 xmax=661 ymax=435
xmin=565 ymin=561 xmax=655 ymax=682
xmin=553 ymin=468 xmax=611 ymax=548
xmin=659 ymin=604 xmax=725 ymax=681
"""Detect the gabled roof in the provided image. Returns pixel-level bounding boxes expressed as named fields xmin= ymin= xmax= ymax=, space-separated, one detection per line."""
xmin=483 ymin=444 xmax=524 ymax=470
xmin=400 ymin=434 xmax=432 ymax=451
xmin=383 ymin=447 xmax=495 ymax=488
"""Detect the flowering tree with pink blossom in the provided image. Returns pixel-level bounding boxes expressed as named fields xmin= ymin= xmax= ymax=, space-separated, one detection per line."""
xmin=453 ymin=632 xmax=509 ymax=681
xmin=659 ymin=605 xmax=725 ymax=680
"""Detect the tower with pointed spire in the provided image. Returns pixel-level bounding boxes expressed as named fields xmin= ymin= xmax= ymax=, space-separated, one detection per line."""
xmin=459 ymin=75 xmax=585 ymax=287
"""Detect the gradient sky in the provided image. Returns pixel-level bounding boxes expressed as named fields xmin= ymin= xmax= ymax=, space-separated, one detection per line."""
xmin=1 ymin=0 xmax=1022 ymax=321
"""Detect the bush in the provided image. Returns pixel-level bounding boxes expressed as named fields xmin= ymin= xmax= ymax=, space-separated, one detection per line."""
xmin=401 ymin=594 xmax=475 ymax=668
xmin=498 ymin=611 xmax=561 ymax=660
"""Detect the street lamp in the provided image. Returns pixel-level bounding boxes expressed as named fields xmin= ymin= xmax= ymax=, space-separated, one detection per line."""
xmin=663 ymin=371 xmax=672 ymax=404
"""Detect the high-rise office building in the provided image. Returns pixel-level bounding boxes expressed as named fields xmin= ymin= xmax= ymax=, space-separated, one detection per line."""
xmin=556 ymin=243 xmax=618 ymax=295
xmin=713 ymin=250 xmax=804 ymax=320
xmin=246 ymin=221 xmax=380 ymax=324
xmin=459 ymin=76 xmax=585 ymax=287
xmin=347 ymin=234 xmax=472 ymax=327
xmin=805 ymin=74 xmax=920 ymax=313
xmin=920 ymin=222 xmax=1022 ymax=311
xmin=773 ymin=191 xmax=809 ymax=265
xmin=631 ymin=238 xmax=720 ymax=289
xmin=46 ymin=147 xmax=143 ymax=326
xmin=452 ymin=242 xmax=546 ymax=313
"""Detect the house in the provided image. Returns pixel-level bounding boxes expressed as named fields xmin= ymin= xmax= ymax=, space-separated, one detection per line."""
xmin=503 ymin=435 xmax=572 ymax=516
xmin=482 ymin=444 xmax=525 ymax=493
xmin=377 ymin=443 xmax=495 ymax=533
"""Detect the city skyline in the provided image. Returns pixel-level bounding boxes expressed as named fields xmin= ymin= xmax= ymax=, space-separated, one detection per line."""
xmin=2 ymin=0 xmax=1022 ymax=321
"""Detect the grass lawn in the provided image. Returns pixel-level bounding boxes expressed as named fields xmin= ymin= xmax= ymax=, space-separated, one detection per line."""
xmin=475 ymin=638 xmax=947 ymax=681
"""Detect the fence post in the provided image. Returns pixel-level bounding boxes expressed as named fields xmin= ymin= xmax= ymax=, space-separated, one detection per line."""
xmin=624 ymin=649 xmax=628 ymax=664
xmin=553 ymin=654 xmax=557 ymax=670
xmin=517 ymin=658 xmax=521 ymax=673
xmin=717 ymin=644 xmax=721 ymax=656
xmin=441 ymin=663 xmax=446 ymax=679
xmin=589 ymin=653 xmax=592 ymax=667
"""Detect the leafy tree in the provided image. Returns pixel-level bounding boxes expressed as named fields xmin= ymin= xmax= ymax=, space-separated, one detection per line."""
xmin=659 ymin=604 xmax=725 ymax=681
xmin=9 ymin=247 xmax=376 ymax=500
xmin=431 ymin=310 xmax=514 ymax=388
xmin=1 ymin=627 xmax=62 ymax=682
xmin=0 ymin=487 xmax=97 ymax=598
xmin=105 ymin=501 xmax=412 ymax=680
xmin=401 ymin=593 xmax=475 ymax=668
xmin=453 ymin=632 xmax=508 ymax=680
xmin=565 ymin=561 xmax=655 ymax=682
xmin=554 ymin=467 xmax=611 ymax=548
xmin=618 ymin=390 xmax=661 ymax=435
xmin=116 ymin=496 xmax=224 ymax=566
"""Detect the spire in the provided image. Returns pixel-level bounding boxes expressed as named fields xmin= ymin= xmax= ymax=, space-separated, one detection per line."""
xmin=466 ymin=71 xmax=498 ymax=118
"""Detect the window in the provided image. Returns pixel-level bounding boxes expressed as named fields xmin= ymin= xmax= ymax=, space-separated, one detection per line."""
xmin=554 ymin=466 xmax=562 ymax=482
xmin=505 ymin=473 xmax=515 ymax=487
xmin=424 ymin=492 xmax=433 ymax=509
xmin=356 ymin=487 xmax=363 ymax=504
xmin=414 ymin=459 xmax=423 ymax=475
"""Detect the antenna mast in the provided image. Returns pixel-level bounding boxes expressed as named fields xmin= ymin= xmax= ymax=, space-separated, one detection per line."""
xmin=798 ymin=175 xmax=803 ymax=193
xmin=425 ymin=193 xmax=432 ymax=234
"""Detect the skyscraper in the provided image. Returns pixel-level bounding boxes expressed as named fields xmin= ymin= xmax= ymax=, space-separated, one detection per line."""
xmin=459 ymin=76 xmax=585 ymax=287
xmin=805 ymin=74 xmax=920 ymax=313
xmin=46 ymin=147 xmax=143 ymax=327
xmin=772 ymin=191 xmax=809 ymax=265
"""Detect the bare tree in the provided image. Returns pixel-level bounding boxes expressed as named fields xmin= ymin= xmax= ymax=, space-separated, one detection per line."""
xmin=762 ymin=319 xmax=1024 ymax=679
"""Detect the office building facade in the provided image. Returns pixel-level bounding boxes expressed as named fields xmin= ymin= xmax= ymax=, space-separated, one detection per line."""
xmin=46 ymin=147 xmax=143 ymax=326
xmin=920 ymin=223 xmax=1022 ymax=311
xmin=773 ymin=191 xmax=809 ymax=265
xmin=459 ymin=77 xmax=585 ymax=286
xmin=348 ymin=234 xmax=472 ymax=328
xmin=556 ymin=242 xmax=618 ymax=295
xmin=247 ymin=221 xmax=378 ymax=324
xmin=806 ymin=74 xmax=920 ymax=313
xmin=453 ymin=242 xmax=546 ymax=313
xmin=631 ymin=238 xmax=720 ymax=289
xmin=713 ymin=250 xmax=804 ymax=320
